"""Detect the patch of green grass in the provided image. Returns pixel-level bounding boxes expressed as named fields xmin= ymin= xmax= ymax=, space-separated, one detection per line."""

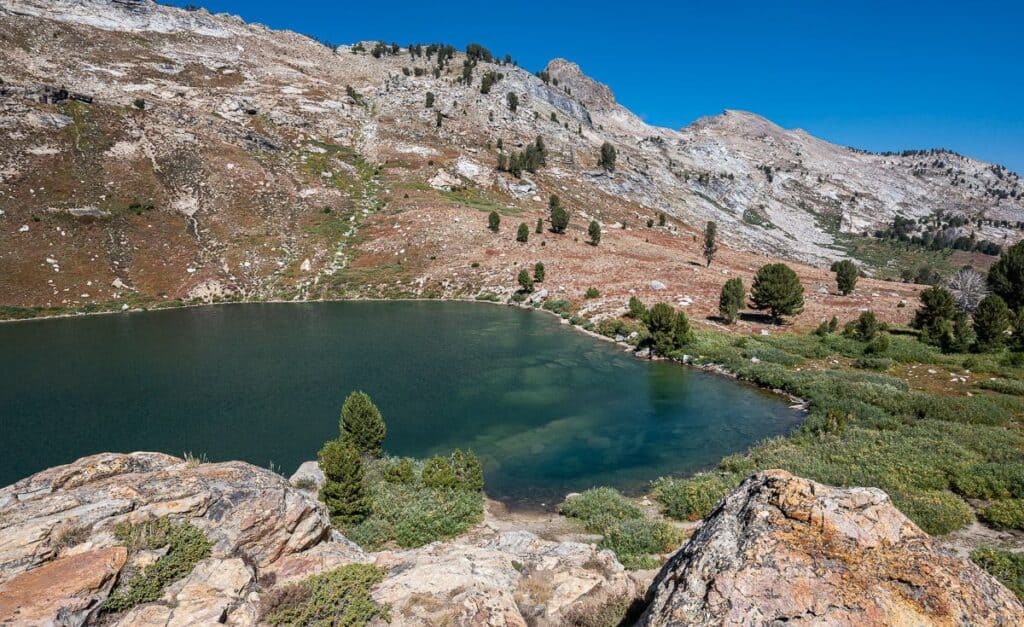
xmin=978 ymin=378 xmax=1024 ymax=397
xmin=971 ymin=547 xmax=1024 ymax=600
xmin=953 ymin=463 xmax=1024 ymax=500
xmin=833 ymin=233 xmax=952 ymax=281
xmin=440 ymin=188 xmax=519 ymax=215
xmin=260 ymin=563 xmax=389 ymax=626
xmin=742 ymin=207 xmax=774 ymax=229
xmin=101 ymin=519 xmax=211 ymax=613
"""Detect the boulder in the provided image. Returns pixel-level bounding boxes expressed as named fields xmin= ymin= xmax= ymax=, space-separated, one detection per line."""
xmin=0 ymin=453 xmax=640 ymax=626
xmin=640 ymin=470 xmax=1024 ymax=626
xmin=288 ymin=459 xmax=325 ymax=489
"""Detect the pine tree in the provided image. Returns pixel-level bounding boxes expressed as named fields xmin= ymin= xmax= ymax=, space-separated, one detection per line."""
xmin=673 ymin=310 xmax=695 ymax=346
xmin=506 ymin=92 xmax=518 ymax=112
xmin=645 ymin=302 xmax=677 ymax=356
xmin=833 ymin=259 xmax=859 ymax=295
xmin=533 ymin=262 xmax=545 ymax=282
xmin=518 ymin=269 xmax=534 ymax=292
xmin=339 ymin=391 xmax=386 ymax=457
xmin=974 ymin=294 xmax=1011 ymax=352
xmin=318 ymin=439 xmax=368 ymax=526
xmin=597 ymin=142 xmax=617 ymax=171
xmin=658 ymin=213 xmax=666 ymax=227
xmin=588 ymin=220 xmax=601 ymax=245
xmin=628 ymin=296 xmax=646 ymax=319
xmin=988 ymin=240 xmax=1024 ymax=311
xmin=535 ymin=218 xmax=543 ymax=234
xmin=703 ymin=221 xmax=718 ymax=267
xmin=488 ymin=210 xmax=500 ymax=232
xmin=750 ymin=263 xmax=805 ymax=322
xmin=718 ymin=277 xmax=744 ymax=324
xmin=913 ymin=285 xmax=957 ymax=345
xmin=516 ymin=222 xmax=529 ymax=242
xmin=425 ymin=92 xmax=434 ymax=108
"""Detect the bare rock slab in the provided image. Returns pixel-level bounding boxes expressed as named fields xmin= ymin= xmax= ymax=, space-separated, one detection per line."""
xmin=639 ymin=470 xmax=1024 ymax=626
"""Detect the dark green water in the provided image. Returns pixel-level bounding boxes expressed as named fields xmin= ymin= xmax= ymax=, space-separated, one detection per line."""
xmin=0 ymin=302 xmax=801 ymax=507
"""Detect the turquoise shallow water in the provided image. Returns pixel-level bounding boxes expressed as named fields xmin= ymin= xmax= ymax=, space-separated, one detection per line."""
xmin=0 ymin=301 xmax=802 ymax=507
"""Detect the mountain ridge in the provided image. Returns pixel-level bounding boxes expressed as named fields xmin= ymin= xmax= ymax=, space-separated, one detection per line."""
xmin=1 ymin=0 xmax=1022 ymax=324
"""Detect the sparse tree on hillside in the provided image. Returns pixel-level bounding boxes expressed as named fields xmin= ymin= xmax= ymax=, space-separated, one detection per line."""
xmin=913 ymin=285 xmax=957 ymax=346
xmin=673 ymin=310 xmax=695 ymax=347
xmin=488 ymin=211 xmax=500 ymax=232
xmin=974 ymin=294 xmax=1011 ymax=352
xmin=425 ymin=92 xmax=435 ymax=108
xmin=549 ymin=196 xmax=569 ymax=234
xmin=750 ymin=263 xmax=804 ymax=322
xmin=318 ymin=439 xmax=368 ymax=526
xmin=948 ymin=266 xmax=987 ymax=312
xmin=533 ymin=262 xmax=545 ymax=282
xmin=518 ymin=269 xmax=534 ymax=292
xmin=628 ymin=296 xmax=646 ymax=319
xmin=718 ymin=278 xmax=744 ymax=323
xmin=588 ymin=220 xmax=601 ymax=245
xmin=658 ymin=213 xmax=666 ymax=227
xmin=987 ymin=241 xmax=1024 ymax=311
xmin=598 ymin=142 xmax=617 ymax=171
xmin=516 ymin=222 xmax=529 ymax=243
xmin=339 ymin=391 xmax=386 ymax=457
xmin=506 ymin=92 xmax=519 ymax=113
xmin=703 ymin=221 xmax=718 ymax=267
xmin=645 ymin=302 xmax=678 ymax=356
xmin=435 ymin=110 xmax=442 ymax=128
xmin=832 ymin=259 xmax=859 ymax=295
xmin=535 ymin=218 xmax=543 ymax=234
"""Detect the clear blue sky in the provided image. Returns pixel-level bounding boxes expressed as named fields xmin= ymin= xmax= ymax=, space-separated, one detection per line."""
xmin=166 ymin=0 xmax=1024 ymax=173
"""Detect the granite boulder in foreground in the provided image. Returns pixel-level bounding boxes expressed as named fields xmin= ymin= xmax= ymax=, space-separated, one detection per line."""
xmin=639 ymin=470 xmax=1024 ymax=626
xmin=0 ymin=452 xmax=637 ymax=625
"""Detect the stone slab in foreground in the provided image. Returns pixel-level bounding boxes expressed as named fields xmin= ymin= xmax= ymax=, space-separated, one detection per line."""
xmin=639 ymin=470 xmax=1024 ymax=626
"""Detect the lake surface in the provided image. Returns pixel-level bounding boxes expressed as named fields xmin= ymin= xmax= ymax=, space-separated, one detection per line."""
xmin=0 ymin=302 xmax=802 ymax=507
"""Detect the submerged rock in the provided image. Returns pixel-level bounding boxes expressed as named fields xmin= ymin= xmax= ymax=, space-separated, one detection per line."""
xmin=639 ymin=470 xmax=1024 ymax=626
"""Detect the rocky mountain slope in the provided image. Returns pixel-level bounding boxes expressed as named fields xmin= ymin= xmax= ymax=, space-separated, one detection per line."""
xmin=1 ymin=0 xmax=1021 ymax=323
xmin=1 ymin=454 xmax=1020 ymax=625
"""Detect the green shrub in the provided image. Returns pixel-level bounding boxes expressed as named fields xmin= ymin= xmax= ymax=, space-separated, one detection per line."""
xmin=750 ymin=263 xmax=804 ymax=321
xmin=953 ymin=463 xmax=1024 ymax=499
xmin=260 ymin=564 xmax=388 ymax=625
xmin=971 ymin=547 xmax=1024 ymax=600
xmin=600 ymin=519 xmax=682 ymax=569
xmin=585 ymin=287 xmax=600 ymax=299
xmin=542 ymin=299 xmax=572 ymax=315
xmin=560 ymin=487 xmax=642 ymax=532
xmin=891 ymin=491 xmax=973 ymax=535
xmin=343 ymin=517 xmax=392 ymax=551
xmin=980 ymin=499 xmax=1024 ymax=530
xmin=854 ymin=356 xmax=893 ymax=371
xmin=101 ymin=519 xmax=211 ymax=612
xmin=978 ymin=378 xmax=1024 ymax=396
xmin=651 ymin=474 xmax=738 ymax=521
xmin=382 ymin=458 xmax=416 ymax=484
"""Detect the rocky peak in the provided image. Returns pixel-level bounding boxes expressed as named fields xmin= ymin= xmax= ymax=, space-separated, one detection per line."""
xmin=639 ymin=470 xmax=1024 ymax=625
xmin=544 ymin=58 xmax=618 ymax=112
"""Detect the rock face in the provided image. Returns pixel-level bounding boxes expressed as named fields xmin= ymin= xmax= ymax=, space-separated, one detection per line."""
xmin=0 ymin=453 xmax=639 ymax=626
xmin=639 ymin=470 xmax=1024 ymax=626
